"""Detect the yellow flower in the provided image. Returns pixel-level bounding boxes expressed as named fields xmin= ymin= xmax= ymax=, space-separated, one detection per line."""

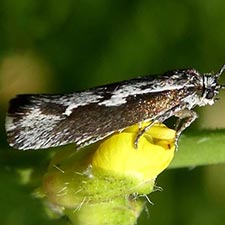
xmin=42 ymin=122 xmax=175 ymax=208
xmin=92 ymin=122 xmax=176 ymax=182
xmin=42 ymin=122 xmax=176 ymax=225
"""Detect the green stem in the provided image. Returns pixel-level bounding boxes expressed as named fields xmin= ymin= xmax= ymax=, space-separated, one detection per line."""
xmin=65 ymin=198 xmax=145 ymax=225
xmin=169 ymin=129 xmax=225 ymax=168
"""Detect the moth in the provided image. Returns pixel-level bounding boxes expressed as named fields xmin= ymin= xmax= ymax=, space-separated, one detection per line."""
xmin=6 ymin=64 xmax=225 ymax=150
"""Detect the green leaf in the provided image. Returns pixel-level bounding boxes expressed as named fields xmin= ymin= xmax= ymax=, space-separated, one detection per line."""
xmin=169 ymin=129 xmax=225 ymax=168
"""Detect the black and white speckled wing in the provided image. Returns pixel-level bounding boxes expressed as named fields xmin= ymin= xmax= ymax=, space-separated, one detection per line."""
xmin=5 ymin=69 xmax=201 ymax=150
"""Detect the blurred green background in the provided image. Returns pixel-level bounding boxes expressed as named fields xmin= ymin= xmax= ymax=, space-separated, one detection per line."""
xmin=1 ymin=0 xmax=225 ymax=224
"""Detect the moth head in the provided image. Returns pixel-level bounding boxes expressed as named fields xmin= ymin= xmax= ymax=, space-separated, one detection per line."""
xmin=200 ymin=64 xmax=225 ymax=106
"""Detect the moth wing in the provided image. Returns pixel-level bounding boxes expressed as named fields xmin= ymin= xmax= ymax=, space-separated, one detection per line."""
xmin=5 ymin=93 xmax=111 ymax=150
xmin=6 ymin=72 xmax=193 ymax=150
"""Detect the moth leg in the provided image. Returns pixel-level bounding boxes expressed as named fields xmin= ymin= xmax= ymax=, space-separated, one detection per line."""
xmin=134 ymin=121 xmax=157 ymax=148
xmin=174 ymin=118 xmax=181 ymax=131
xmin=174 ymin=109 xmax=198 ymax=149
xmin=134 ymin=106 xmax=197 ymax=149
xmin=134 ymin=106 xmax=181 ymax=148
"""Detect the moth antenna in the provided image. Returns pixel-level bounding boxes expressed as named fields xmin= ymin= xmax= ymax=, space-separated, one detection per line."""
xmin=215 ymin=63 xmax=225 ymax=79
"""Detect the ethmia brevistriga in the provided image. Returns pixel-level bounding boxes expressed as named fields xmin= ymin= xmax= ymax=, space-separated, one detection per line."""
xmin=5 ymin=64 xmax=225 ymax=150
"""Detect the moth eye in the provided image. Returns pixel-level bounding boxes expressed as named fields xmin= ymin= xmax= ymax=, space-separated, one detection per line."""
xmin=206 ymin=89 xmax=214 ymax=99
